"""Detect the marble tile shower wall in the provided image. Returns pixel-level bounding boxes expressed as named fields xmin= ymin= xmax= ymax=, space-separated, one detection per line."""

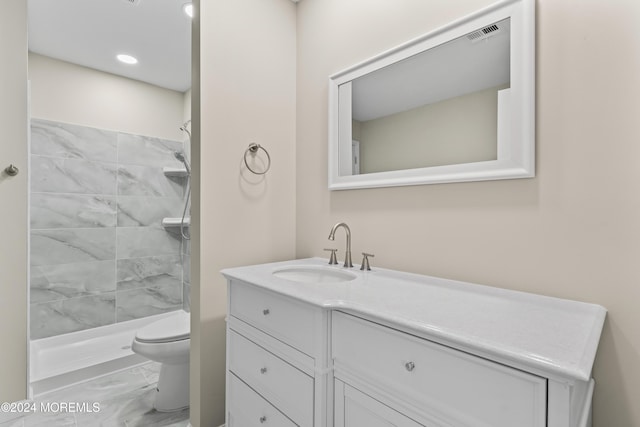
xmin=30 ymin=119 xmax=191 ymax=339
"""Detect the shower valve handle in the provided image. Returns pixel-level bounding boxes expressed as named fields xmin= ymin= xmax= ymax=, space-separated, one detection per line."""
xmin=4 ymin=164 xmax=19 ymax=176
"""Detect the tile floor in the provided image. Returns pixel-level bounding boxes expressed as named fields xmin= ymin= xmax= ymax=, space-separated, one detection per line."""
xmin=0 ymin=362 xmax=189 ymax=427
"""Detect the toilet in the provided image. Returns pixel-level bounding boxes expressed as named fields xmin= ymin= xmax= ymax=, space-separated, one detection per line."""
xmin=132 ymin=310 xmax=190 ymax=412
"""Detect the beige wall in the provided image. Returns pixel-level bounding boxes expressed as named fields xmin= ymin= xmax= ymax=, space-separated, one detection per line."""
xmin=296 ymin=0 xmax=640 ymax=426
xmin=358 ymin=86 xmax=502 ymax=174
xmin=191 ymin=0 xmax=297 ymax=425
xmin=0 ymin=0 xmax=28 ymax=404
xmin=29 ymin=53 xmax=186 ymax=140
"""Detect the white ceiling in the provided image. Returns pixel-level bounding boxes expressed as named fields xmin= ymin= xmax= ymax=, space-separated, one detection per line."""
xmin=353 ymin=19 xmax=510 ymax=122
xmin=28 ymin=0 xmax=192 ymax=93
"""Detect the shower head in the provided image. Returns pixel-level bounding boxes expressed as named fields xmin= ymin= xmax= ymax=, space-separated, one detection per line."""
xmin=174 ymin=152 xmax=191 ymax=175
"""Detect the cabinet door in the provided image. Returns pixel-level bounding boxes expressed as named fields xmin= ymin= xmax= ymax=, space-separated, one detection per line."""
xmin=335 ymin=379 xmax=425 ymax=427
xmin=333 ymin=312 xmax=547 ymax=427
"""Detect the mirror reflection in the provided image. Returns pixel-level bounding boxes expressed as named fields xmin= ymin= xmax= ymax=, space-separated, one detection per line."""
xmin=345 ymin=18 xmax=510 ymax=176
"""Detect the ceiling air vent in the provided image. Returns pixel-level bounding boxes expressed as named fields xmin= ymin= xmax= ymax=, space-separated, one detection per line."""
xmin=467 ymin=23 xmax=502 ymax=43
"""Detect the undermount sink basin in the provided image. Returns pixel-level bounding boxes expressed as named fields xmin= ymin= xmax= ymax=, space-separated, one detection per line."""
xmin=273 ymin=265 xmax=357 ymax=284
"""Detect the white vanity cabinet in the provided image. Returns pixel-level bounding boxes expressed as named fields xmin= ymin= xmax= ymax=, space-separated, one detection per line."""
xmin=225 ymin=280 xmax=330 ymax=427
xmin=222 ymin=258 xmax=606 ymax=427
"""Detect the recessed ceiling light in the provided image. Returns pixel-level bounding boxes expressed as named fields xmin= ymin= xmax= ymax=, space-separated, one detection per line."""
xmin=117 ymin=54 xmax=138 ymax=65
xmin=183 ymin=3 xmax=194 ymax=18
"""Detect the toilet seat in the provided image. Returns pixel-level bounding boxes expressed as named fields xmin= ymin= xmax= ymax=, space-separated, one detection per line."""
xmin=135 ymin=311 xmax=190 ymax=343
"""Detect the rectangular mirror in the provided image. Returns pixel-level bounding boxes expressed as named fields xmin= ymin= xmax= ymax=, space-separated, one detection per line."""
xmin=328 ymin=0 xmax=534 ymax=190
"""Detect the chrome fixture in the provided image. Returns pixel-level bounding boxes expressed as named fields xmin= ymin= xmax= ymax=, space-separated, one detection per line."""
xmin=176 ymin=121 xmax=192 ymax=242
xmin=174 ymin=151 xmax=191 ymax=175
xmin=360 ymin=252 xmax=375 ymax=271
xmin=4 ymin=164 xmax=19 ymax=176
xmin=180 ymin=119 xmax=191 ymax=139
xmin=244 ymin=142 xmax=271 ymax=175
xmin=324 ymin=248 xmax=338 ymax=265
xmin=174 ymin=150 xmax=191 ymax=241
xmin=328 ymin=222 xmax=353 ymax=268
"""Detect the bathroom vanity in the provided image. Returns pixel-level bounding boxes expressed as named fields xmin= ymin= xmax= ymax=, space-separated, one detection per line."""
xmin=222 ymin=258 xmax=606 ymax=427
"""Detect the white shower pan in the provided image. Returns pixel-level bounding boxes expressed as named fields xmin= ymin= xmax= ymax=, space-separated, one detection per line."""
xmin=30 ymin=311 xmax=180 ymax=396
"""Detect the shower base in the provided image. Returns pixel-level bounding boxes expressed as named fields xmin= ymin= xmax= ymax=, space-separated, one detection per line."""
xmin=30 ymin=311 xmax=181 ymax=396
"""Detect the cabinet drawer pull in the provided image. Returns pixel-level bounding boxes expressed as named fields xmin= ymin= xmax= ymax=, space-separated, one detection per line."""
xmin=260 ymin=415 xmax=267 ymax=423
xmin=262 ymin=308 xmax=270 ymax=315
xmin=405 ymin=361 xmax=415 ymax=372
xmin=260 ymin=367 xmax=268 ymax=374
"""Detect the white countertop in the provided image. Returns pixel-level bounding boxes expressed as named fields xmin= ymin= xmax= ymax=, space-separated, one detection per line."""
xmin=221 ymin=257 xmax=606 ymax=382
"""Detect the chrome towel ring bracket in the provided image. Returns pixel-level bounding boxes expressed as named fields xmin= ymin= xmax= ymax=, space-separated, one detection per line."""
xmin=244 ymin=143 xmax=271 ymax=175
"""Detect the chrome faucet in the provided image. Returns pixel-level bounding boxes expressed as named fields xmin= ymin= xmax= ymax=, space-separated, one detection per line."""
xmin=328 ymin=222 xmax=353 ymax=268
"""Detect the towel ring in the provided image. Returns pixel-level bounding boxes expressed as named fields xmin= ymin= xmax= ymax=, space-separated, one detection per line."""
xmin=244 ymin=143 xmax=271 ymax=175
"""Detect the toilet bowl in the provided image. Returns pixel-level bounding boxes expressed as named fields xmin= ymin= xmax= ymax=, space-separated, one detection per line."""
xmin=132 ymin=311 xmax=190 ymax=412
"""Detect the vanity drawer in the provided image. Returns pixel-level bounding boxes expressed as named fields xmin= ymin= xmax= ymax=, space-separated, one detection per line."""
xmin=227 ymin=373 xmax=297 ymax=427
xmin=228 ymin=330 xmax=314 ymax=427
xmin=229 ymin=281 xmax=317 ymax=354
xmin=332 ymin=312 xmax=547 ymax=427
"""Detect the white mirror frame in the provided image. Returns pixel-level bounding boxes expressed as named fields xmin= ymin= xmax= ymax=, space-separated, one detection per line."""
xmin=328 ymin=0 xmax=535 ymax=190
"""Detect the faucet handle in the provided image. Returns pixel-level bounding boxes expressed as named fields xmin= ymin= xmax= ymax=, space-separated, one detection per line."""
xmin=324 ymin=248 xmax=338 ymax=265
xmin=360 ymin=252 xmax=375 ymax=271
